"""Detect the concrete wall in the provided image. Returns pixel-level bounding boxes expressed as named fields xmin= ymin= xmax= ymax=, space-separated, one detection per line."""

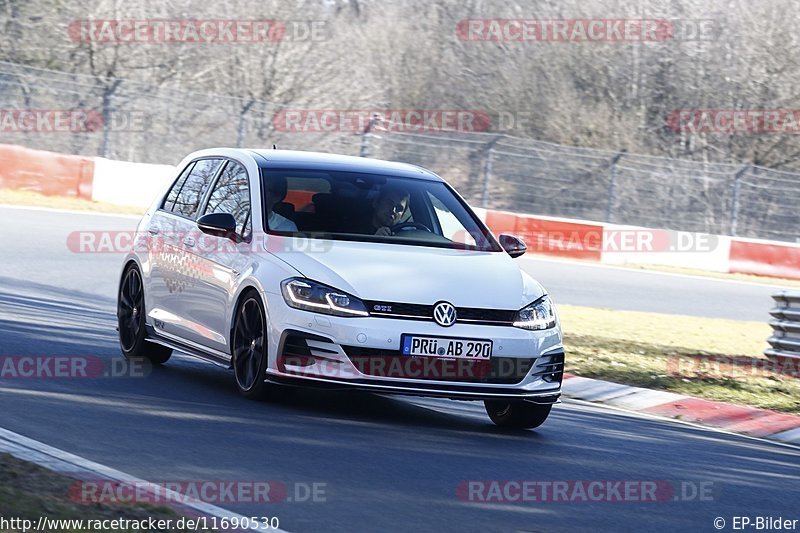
xmin=91 ymin=157 xmax=176 ymax=207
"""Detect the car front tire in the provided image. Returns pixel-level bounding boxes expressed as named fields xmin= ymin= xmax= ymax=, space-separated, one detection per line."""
xmin=232 ymin=291 xmax=290 ymax=401
xmin=484 ymin=400 xmax=552 ymax=429
xmin=117 ymin=264 xmax=172 ymax=364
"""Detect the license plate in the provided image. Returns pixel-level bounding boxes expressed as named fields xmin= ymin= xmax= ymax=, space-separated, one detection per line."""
xmin=400 ymin=335 xmax=492 ymax=359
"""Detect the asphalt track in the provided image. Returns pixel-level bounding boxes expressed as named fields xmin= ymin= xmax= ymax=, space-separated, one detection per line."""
xmin=518 ymin=256 xmax=786 ymax=322
xmin=0 ymin=206 xmax=798 ymax=532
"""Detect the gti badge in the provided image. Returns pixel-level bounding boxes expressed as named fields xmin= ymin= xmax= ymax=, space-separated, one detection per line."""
xmin=433 ymin=301 xmax=457 ymax=327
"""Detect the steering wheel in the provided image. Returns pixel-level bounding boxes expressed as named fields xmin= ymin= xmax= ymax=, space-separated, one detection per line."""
xmin=390 ymin=222 xmax=432 ymax=233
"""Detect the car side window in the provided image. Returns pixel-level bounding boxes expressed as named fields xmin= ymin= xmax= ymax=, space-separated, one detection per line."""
xmin=203 ymin=161 xmax=251 ymax=238
xmin=171 ymin=159 xmax=224 ymax=219
xmin=161 ymin=162 xmax=196 ymax=212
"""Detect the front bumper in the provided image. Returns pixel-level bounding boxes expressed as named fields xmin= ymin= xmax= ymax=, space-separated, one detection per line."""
xmin=267 ymin=371 xmax=562 ymax=402
xmin=263 ymin=293 xmax=564 ymax=401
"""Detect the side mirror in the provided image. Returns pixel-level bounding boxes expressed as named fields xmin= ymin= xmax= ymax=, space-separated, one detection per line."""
xmin=498 ymin=234 xmax=527 ymax=258
xmin=197 ymin=212 xmax=237 ymax=239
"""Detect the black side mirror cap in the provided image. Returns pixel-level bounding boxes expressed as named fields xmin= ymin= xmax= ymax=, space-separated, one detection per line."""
xmin=498 ymin=234 xmax=527 ymax=258
xmin=197 ymin=212 xmax=238 ymax=240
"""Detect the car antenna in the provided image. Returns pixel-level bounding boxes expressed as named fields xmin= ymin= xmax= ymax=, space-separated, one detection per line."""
xmin=272 ymin=144 xmax=277 ymax=149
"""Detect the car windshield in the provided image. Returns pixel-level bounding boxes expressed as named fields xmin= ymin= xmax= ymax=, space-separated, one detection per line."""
xmin=261 ymin=168 xmax=501 ymax=252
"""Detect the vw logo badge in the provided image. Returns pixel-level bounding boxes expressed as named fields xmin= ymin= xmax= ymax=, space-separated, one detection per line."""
xmin=433 ymin=301 xmax=457 ymax=327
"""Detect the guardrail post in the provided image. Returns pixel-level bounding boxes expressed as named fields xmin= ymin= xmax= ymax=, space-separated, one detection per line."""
xmin=766 ymin=290 xmax=800 ymax=364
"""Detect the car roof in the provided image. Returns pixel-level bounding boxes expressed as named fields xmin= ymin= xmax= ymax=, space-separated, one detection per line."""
xmin=247 ymin=149 xmax=443 ymax=181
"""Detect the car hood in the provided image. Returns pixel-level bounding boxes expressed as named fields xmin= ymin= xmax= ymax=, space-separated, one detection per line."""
xmin=267 ymin=238 xmax=545 ymax=309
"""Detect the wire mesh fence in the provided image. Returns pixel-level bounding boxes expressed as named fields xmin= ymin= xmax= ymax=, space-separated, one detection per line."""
xmin=0 ymin=61 xmax=361 ymax=163
xmin=1 ymin=61 xmax=798 ymax=243
xmin=366 ymin=123 xmax=800 ymax=243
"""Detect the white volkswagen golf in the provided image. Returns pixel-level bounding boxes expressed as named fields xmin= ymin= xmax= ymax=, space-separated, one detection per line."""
xmin=117 ymin=148 xmax=564 ymax=428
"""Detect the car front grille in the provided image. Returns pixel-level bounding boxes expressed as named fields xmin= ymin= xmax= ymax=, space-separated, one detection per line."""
xmin=363 ymin=300 xmax=517 ymax=326
xmin=277 ymin=331 xmax=564 ymax=386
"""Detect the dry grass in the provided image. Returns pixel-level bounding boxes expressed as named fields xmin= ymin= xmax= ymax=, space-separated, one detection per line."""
xmin=0 ymin=453 xmax=199 ymax=530
xmin=560 ymin=305 xmax=800 ymax=414
xmin=0 ymin=189 xmax=144 ymax=215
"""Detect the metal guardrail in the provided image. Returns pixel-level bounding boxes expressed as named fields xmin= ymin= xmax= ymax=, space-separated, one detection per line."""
xmin=767 ymin=291 xmax=800 ymax=361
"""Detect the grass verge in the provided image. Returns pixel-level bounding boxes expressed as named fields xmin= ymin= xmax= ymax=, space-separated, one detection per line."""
xmin=0 ymin=189 xmax=144 ymax=215
xmin=0 ymin=453 xmax=200 ymax=531
xmin=560 ymin=304 xmax=800 ymax=414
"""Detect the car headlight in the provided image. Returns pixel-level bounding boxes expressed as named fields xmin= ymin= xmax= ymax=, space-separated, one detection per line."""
xmin=513 ymin=295 xmax=556 ymax=330
xmin=281 ymin=278 xmax=369 ymax=317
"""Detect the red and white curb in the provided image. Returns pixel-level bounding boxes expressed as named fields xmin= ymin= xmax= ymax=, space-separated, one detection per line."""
xmin=562 ymin=375 xmax=800 ymax=445
xmin=0 ymin=427 xmax=287 ymax=532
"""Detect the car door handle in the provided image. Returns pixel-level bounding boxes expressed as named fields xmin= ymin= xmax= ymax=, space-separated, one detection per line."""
xmin=148 ymin=228 xmax=159 ymax=235
xmin=183 ymin=236 xmax=195 ymax=248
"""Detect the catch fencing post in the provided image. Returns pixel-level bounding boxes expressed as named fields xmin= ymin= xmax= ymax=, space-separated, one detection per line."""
xmin=236 ymin=99 xmax=256 ymax=148
xmin=605 ymin=150 xmax=626 ymax=223
xmin=481 ymin=135 xmax=504 ymax=209
xmin=360 ymin=114 xmax=380 ymax=158
xmin=100 ymin=79 xmax=122 ymax=159
xmin=729 ymin=164 xmax=749 ymax=237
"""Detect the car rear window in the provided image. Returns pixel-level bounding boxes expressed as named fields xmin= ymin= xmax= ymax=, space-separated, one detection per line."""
xmin=169 ymin=158 xmax=223 ymax=219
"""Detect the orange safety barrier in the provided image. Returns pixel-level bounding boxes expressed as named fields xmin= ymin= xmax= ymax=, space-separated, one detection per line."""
xmin=0 ymin=144 xmax=94 ymax=199
xmin=485 ymin=210 xmax=604 ymax=260
xmin=3 ymin=141 xmax=798 ymax=281
xmin=729 ymin=239 xmax=800 ymax=280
